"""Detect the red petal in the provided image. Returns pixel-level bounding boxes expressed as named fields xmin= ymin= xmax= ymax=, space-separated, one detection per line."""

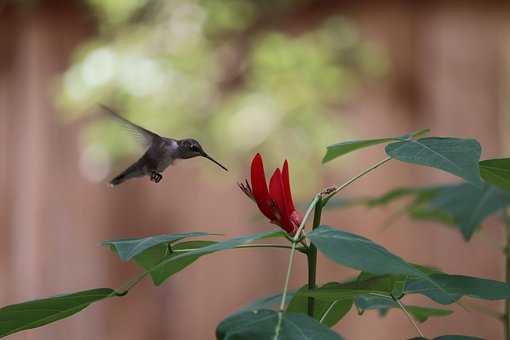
xmin=269 ymin=168 xmax=293 ymax=234
xmin=250 ymin=154 xmax=276 ymax=221
xmin=282 ymin=160 xmax=296 ymax=212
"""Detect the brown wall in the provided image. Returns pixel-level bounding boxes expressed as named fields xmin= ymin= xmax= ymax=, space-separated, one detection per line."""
xmin=0 ymin=1 xmax=508 ymax=339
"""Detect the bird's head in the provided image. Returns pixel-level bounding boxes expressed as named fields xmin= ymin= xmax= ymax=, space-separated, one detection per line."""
xmin=178 ymin=138 xmax=228 ymax=171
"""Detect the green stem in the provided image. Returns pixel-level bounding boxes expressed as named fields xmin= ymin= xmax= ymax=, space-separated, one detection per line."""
xmin=394 ymin=297 xmax=424 ymax=338
xmin=319 ymin=300 xmax=338 ymax=324
xmin=279 ymin=195 xmax=320 ymax=311
xmin=322 ymin=157 xmax=392 ymax=206
xmin=307 ymin=198 xmax=323 ymax=317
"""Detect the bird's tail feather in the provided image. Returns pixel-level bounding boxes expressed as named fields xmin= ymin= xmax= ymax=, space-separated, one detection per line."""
xmin=109 ymin=161 xmax=145 ymax=187
xmin=110 ymin=174 xmax=127 ymax=186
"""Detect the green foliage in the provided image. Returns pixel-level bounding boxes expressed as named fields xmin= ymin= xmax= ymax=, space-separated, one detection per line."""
xmin=411 ymin=336 xmax=483 ymax=340
xmin=322 ymin=128 xmax=429 ymax=163
xmin=216 ymin=309 xmax=343 ymax=340
xmin=365 ymin=186 xmax=438 ymax=208
xmin=406 ymin=274 xmax=510 ymax=303
xmin=2 ymin=133 xmax=509 ymax=338
xmin=135 ymin=230 xmax=285 ymax=286
xmin=58 ymin=1 xmax=385 ymax=186
xmin=327 ymin=180 xmax=510 ymax=241
xmin=304 ymin=270 xmax=510 ymax=307
xmin=241 ymin=291 xmax=296 ymax=311
xmin=385 ymin=137 xmax=482 ymax=185
xmin=103 ymin=232 xmax=211 ymax=261
xmin=287 ymin=283 xmax=353 ymax=327
xmin=428 ymin=183 xmax=510 ymax=240
xmin=0 ymin=288 xmax=114 ymax=338
xmin=480 ymin=158 xmax=510 ymax=191
xmin=302 ymin=275 xmax=404 ymax=300
xmin=355 ymin=296 xmax=453 ymax=323
xmin=307 ymin=226 xmax=433 ymax=280
xmin=134 ymin=240 xmax=217 ymax=285
xmin=323 ymin=137 xmax=397 ymax=163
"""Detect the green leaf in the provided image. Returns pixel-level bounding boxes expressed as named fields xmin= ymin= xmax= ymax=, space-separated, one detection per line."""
xmin=287 ymin=283 xmax=353 ymax=327
xmin=355 ymin=296 xmax=452 ymax=323
xmin=406 ymin=274 xmax=510 ymax=304
xmin=428 ymin=183 xmax=510 ymax=240
xmin=0 ymin=288 xmax=114 ymax=338
xmin=323 ymin=137 xmax=397 ymax=163
xmin=216 ymin=309 xmax=343 ymax=340
xmin=480 ymin=158 xmax=510 ymax=192
xmin=145 ymin=230 xmax=285 ymax=286
xmin=308 ymin=226 xmax=430 ymax=279
xmin=385 ymin=137 xmax=482 ymax=185
xmin=134 ymin=240 xmax=217 ymax=286
xmin=323 ymin=129 xmax=430 ymax=163
xmin=103 ymin=232 xmax=211 ymax=261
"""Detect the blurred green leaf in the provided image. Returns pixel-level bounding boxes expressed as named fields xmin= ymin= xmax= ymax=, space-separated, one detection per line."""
xmin=323 ymin=137 xmax=397 ymax=163
xmin=480 ymin=158 xmax=510 ymax=192
xmin=59 ymin=3 xmax=383 ymax=187
xmin=216 ymin=309 xmax=343 ymax=340
xmin=385 ymin=137 xmax=482 ymax=185
xmin=0 ymin=288 xmax=114 ymax=338
xmin=287 ymin=283 xmax=353 ymax=327
xmin=406 ymin=274 xmax=510 ymax=304
xmin=428 ymin=183 xmax=510 ymax=240
xmin=103 ymin=232 xmax=212 ymax=261
xmin=134 ymin=240 xmax=216 ymax=286
xmin=241 ymin=291 xmax=296 ymax=312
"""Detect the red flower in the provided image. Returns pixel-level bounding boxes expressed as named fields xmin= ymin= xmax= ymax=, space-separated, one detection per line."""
xmin=239 ymin=153 xmax=302 ymax=235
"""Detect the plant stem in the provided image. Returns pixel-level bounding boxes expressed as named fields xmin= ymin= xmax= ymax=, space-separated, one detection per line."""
xmin=113 ymin=271 xmax=149 ymax=296
xmin=504 ymin=209 xmax=510 ymax=340
xmin=279 ymin=195 xmax=320 ymax=311
xmin=394 ymin=297 xmax=424 ymax=338
xmin=322 ymin=157 xmax=392 ymax=206
xmin=319 ymin=300 xmax=338 ymax=324
xmin=307 ymin=198 xmax=323 ymax=317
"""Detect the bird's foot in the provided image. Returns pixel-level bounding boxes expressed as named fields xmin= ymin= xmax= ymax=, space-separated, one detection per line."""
xmin=150 ymin=172 xmax=163 ymax=183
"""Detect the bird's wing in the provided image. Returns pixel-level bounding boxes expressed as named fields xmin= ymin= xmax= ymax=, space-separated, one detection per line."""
xmin=99 ymin=104 xmax=159 ymax=146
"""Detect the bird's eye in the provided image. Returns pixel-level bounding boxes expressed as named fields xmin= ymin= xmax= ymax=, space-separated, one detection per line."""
xmin=191 ymin=145 xmax=199 ymax=152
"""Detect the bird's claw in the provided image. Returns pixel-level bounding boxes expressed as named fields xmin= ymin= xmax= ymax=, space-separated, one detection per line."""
xmin=150 ymin=172 xmax=163 ymax=183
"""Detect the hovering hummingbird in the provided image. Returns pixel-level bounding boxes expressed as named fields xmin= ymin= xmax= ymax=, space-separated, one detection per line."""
xmin=99 ymin=105 xmax=228 ymax=186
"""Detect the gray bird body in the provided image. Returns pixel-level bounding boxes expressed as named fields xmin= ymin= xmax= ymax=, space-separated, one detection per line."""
xmin=100 ymin=105 xmax=227 ymax=186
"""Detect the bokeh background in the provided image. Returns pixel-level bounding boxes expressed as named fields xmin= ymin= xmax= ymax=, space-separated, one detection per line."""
xmin=1 ymin=0 xmax=509 ymax=339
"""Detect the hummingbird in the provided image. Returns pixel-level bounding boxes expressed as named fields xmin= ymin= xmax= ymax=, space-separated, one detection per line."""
xmin=99 ymin=105 xmax=228 ymax=186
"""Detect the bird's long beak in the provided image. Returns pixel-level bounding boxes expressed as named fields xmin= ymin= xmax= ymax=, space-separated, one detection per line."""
xmin=203 ymin=153 xmax=228 ymax=172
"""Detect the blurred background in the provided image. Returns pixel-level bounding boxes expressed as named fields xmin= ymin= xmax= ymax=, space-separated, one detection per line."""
xmin=0 ymin=0 xmax=509 ymax=339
